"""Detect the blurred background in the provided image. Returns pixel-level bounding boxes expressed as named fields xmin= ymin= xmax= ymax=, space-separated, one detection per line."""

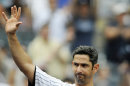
xmin=0 ymin=0 xmax=130 ymax=86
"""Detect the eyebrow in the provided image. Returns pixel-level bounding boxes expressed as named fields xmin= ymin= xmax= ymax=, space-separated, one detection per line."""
xmin=73 ymin=62 xmax=90 ymax=65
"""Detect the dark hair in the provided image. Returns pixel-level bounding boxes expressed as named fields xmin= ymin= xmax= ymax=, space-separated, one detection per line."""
xmin=66 ymin=21 xmax=74 ymax=29
xmin=77 ymin=0 xmax=91 ymax=5
xmin=72 ymin=46 xmax=98 ymax=66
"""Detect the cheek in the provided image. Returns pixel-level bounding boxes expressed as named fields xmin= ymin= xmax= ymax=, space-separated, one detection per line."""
xmin=72 ymin=66 xmax=76 ymax=72
xmin=83 ymin=68 xmax=92 ymax=74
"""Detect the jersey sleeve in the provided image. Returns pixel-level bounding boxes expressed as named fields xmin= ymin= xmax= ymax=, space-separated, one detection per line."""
xmin=29 ymin=66 xmax=73 ymax=86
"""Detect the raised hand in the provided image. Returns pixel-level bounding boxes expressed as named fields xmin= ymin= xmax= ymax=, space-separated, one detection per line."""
xmin=2 ymin=5 xmax=22 ymax=34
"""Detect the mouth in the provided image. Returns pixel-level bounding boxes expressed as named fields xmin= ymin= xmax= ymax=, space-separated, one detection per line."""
xmin=76 ymin=74 xmax=84 ymax=79
xmin=75 ymin=74 xmax=86 ymax=85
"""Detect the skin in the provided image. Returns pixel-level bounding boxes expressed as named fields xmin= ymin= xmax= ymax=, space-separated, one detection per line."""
xmin=2 ymin=6 xmax=99 ymax=86
xmin=104 ymin=26 xmax=120 ymax=39
xmin=40 ymin=25 xmax=49 ymax=41
xmin=72 ymin=54 xmax=99 ymax=86
xmin=79 ymin=5 xmax=89 ymax=18
xmin=2 ymin=5 xmax=35 ymax=83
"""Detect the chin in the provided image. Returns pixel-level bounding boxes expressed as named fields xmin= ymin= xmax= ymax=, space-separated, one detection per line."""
xmin=76 ymin=79 xmax=86 ymax=85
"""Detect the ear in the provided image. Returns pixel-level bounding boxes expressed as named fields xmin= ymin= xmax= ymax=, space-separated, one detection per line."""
xmin=93 ymin=64 xmax=99 ymax=74
xmin=72 ymin=61 xmax=75 ymax=71
xmin=72 ymin=61 xmax=74 ymax=67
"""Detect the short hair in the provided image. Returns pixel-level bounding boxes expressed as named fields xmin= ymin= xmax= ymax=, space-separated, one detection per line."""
xmin=66 ymin=21 xmax=74 ymax=29
xmin=72 ymin=46 xmax=98 ymax=66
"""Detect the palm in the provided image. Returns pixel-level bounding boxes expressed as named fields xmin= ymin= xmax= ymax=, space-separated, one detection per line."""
xmin=2 ymin=6 xmax=22 ymax=34
xmin=5 ymin=17 xmax=18 ymax=33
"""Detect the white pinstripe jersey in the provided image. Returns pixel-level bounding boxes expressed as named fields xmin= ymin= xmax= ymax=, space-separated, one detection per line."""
xmin=29 ymin=66 xmax=75 ymax=86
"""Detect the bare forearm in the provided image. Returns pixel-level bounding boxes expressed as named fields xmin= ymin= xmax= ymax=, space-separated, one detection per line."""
xmin=7 ymin=33 xmax=34 ymax=82
xmin=8 ymin=33 xmax=32 ymax=66
xmin=2 ymin=5 xmax=34 ymax=83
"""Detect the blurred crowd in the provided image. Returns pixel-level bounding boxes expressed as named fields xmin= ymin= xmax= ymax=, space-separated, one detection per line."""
xmin=0 ymin=0 xmax=130 ymax=86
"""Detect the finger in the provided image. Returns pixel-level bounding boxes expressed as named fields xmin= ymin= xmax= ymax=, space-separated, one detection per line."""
xmin=14 ymin=5 xmax=17 ymax=17
xmin=16 ymin=7 xmax=21 ymax=20
xmin=11 ymin=7 xmax=14 ymax=17
xmin=16 ymin=22 xmax=22 ymax=27
xmin=2 ymin=12 xmax=8 ymax=21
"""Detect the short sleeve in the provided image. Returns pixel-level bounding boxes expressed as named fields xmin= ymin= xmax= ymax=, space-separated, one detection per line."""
xmin=34 ymin=66 xmax=73 ymax=86
xmin=28 ymin=66 xmax=36 ymax=86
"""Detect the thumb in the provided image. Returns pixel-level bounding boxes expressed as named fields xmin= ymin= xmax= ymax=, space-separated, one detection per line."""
xmin=16 ymin=22 xmax=22 ymax=27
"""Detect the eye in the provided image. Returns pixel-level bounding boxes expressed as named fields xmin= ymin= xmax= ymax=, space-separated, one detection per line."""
xmin=74 ymin=63 xmax=79 ymax=67
xmin=81 ymin=64 xmax=89 ymax=68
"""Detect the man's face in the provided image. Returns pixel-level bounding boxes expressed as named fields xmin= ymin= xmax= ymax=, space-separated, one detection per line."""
xmin=40 ymin=26 xmax=49 ymax=40
xmin=72 ymin=54 xmax=98 ymax=85
xmin=79 ymin=5 xmax=89 ymax=17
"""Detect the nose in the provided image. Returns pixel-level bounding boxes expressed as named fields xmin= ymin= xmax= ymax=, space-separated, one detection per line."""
xmin=77 ymin=66 xmax=82 ymax=73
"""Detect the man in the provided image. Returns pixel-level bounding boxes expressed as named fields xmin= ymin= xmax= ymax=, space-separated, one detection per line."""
xmin=71 ymin=0 xmax=95 ymax=51
xmin=1 ymin=6 xmax=99 ymax=86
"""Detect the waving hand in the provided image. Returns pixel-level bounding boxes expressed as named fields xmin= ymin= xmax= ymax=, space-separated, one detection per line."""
xmin=2 ymin=5 xmax=22 ymax=34
xmin=1 ymin=6 xmax=35 ymax=84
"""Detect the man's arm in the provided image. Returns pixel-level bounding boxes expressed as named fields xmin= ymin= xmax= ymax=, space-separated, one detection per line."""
xmin=2 ymin=5 xmax=35 ymax=83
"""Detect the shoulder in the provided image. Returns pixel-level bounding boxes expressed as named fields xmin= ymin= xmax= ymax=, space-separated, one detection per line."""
xmin=35 ymin=66 xmax=75 ymax=86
